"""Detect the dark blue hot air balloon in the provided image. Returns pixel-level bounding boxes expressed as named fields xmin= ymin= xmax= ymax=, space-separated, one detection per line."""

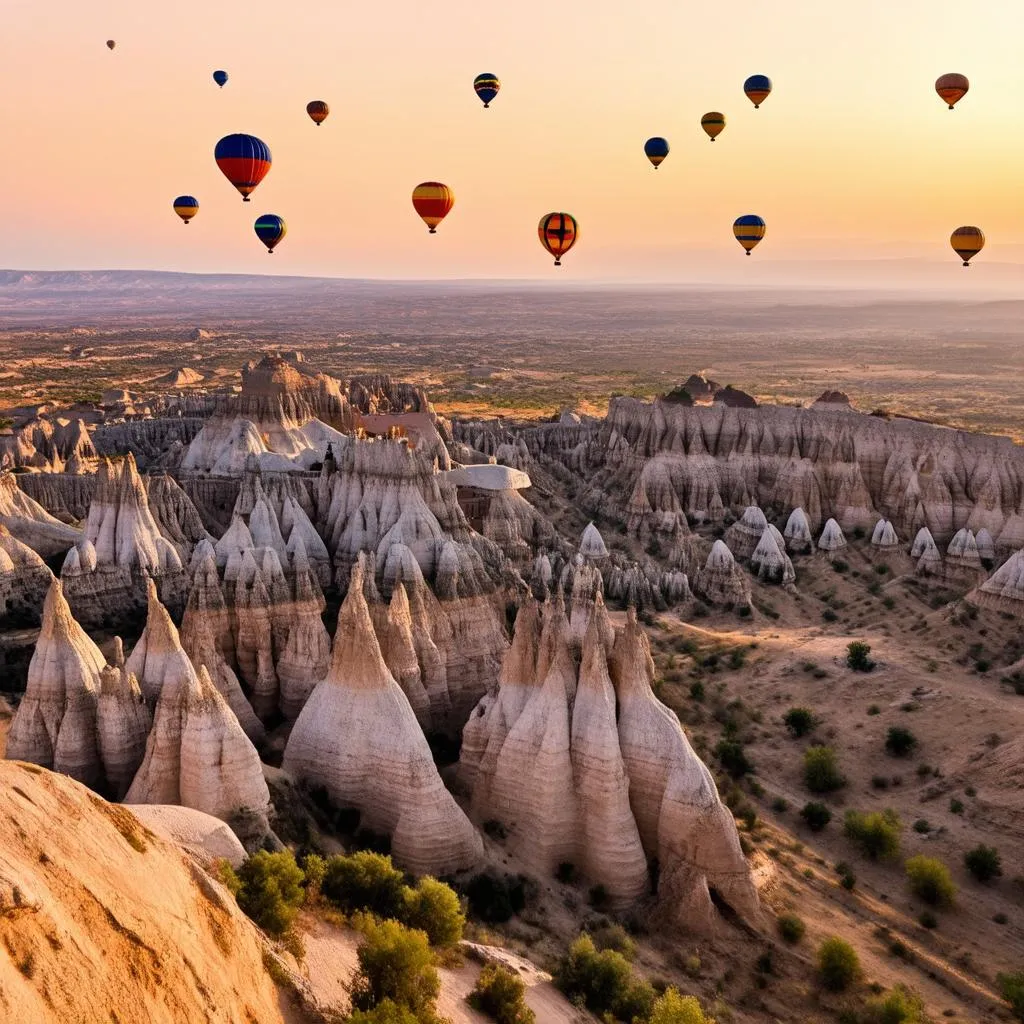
xmin=473 ymin=73 xmax=500 ymax=108
xmin=743 ymin=74 xmax=772 ymax=108
xmin=215 ymin=134 xmax=271 ymax=201
xmin=213 ymin=70 xmax=228 ymax=88
xmin=254 ymin=214 xmax=286 ymax=253
xmin=643 ymin=137 xmax=670 ymax=169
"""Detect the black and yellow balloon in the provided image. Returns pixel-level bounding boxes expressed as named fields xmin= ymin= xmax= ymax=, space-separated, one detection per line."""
xmin=733 ymin=214 xmax=765 ymax=255
xmin=950 ymin=226 xmax=984 ymax=266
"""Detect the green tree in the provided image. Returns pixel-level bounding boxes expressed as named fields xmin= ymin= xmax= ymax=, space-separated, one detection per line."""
xmin=650 ymin=987 xmax=715 ymax=1024
xmin=844 ymin=809 xmax=902 ymax=860
xmin=322 ymin=851 xmax=407 ymax=919
xmin=346 ymin=1000 xmax=421 ymax=1024
xmin=847 ymin=641 xmax=874 ymax=672
xmin=469 ymin=964 xmax=536 ymax=1024
xmin=817 ymin=936 xmax=861 ymax=992
xmin=555 ymin=933 xmax=650 ymax=1021
xmin=235 ymin=850 xmax=306 ymax=938
xmin=350 ymin=918 xmax=440 ymax=1018
xmin=905 ymin=855 xmax=957 ymax=908
xmin=804 ymin=746 xmax=845 ymax=793
xmin=964 ymin=844 xmax=1002 ymax=884
xmin=715 ymin=739 xmax=754 ymax=778
xmin=403 ymin=877 xmax=465 ymax=947
xmin=784 ymin=707 xmax=816 ymax=738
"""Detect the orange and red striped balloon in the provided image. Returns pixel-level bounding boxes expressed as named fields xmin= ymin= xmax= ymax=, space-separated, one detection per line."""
xmin=935 ymin=73 xmax=969 ymax=109
xmin=307 ymin=100 xmax=329 ymax=126
xmin=412 ymin=182 xmax=455 ymax=233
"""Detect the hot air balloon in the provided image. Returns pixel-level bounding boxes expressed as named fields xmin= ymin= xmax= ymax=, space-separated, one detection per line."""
xmin=255 ymin=214 xmax=286 ymax=254
xmin=644 ymin=137 xmax=670 ymax=168
xmin=935 ymin=73 xmax=969 ymax=109
xmin=474 ymin=73 xmax=500 ymax=108
xmin=538 ymin=213 xmax=578 ymax=267
xmin=214 ymin=134 xmax=271 ymax=202
xmin=743 ymin=75 xmax=772 ymax=108
xmin=412 ymin=183 xmax=454 ymax=233
xmin=106 ymin=40 xmax=116 ymax=50
xmin=950 ymin=226 xmax=984 ymax=266
xmin=307 ymin=100 xmax=329 ymax=126
xmin=213 ymin=70 xmax=228 ymax=88
xmin=172 ymin=196 xmax=199 ymax=225
xmin=733 ymin=215 xmax=765 ymax=255
xmin=701 ymin=112 xmax=726 ymax=141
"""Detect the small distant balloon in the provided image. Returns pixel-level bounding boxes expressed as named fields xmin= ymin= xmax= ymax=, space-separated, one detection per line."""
xmin=733 ymin=214 xmax=766 ymax=255
xmin=643 ymin=137 xmax=670 ymax=169
xmin=214 ymin=134 xmax=272 ymax=202
xmin=213 ymin=70 xmax=228 ymax=88
xmin=106 ymin=40 xmax=116 ymax=51
xmin=743 ymin=74 xmax=772 ymax=108
xmin=935 ymin=73 xmax=969 ymax=109
xmin=474 ymin=73 xmax=500 ymax=108
xmin=306 ymin=100 xmax=329 ymax=126
xmin=412 ymin=182 xmax=455 ymax=233
xmin=701 ymin=112 xmax=726 ymax=141
xmin=255 ymin=214 xmax=287 ymax=254
xmin=950 ymin=226 xmax=984 ymax=267
xmin=538 ymin=212 xmax=578 ymax=267
xmin=172 ymin=196 xmax=199 ymax=225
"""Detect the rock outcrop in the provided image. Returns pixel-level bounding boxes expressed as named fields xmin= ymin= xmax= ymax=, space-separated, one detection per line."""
xmin=970 ymin=549 xmax=1024 ymax=617
xmin=694 ymin=540 xmax=751 ymax=607
xmin=282 ymin=560 xmax=483 ymax=876
xmin=0 ymin=524 xmax=53 ymax=624
xmin=0 ymin=472 xmax=81 ymax=557
xmin=818 ymin=517 xmax=847 ymax=554
xmin=749 ymin=527 xmax=796 ymax=585
xmin=871 ymin=519 xmax=899 ymax=549
xmin=724 ymin=506 xmax=768 ymax=560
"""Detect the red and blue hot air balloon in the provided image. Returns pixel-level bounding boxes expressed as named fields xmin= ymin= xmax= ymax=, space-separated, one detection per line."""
xmin=254 ymin=214 xmax=286 ymax=253
xmin=743 ymin=74 xmax=772 ymax=108
xmin=643 ymin=137 xmax=670 ymax=168
xmin=213 ymin=70 xmax=228 ymax=88
xmin=214 ymin=134 xmax=271 ymax=201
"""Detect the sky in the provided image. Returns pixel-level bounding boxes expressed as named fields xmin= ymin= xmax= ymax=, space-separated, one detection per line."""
xmin=3 ymin=0 xmax=1024 ymax=284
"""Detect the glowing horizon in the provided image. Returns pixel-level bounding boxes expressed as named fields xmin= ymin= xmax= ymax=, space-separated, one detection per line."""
xmin=4 ymin=0 xmax=1023 ymax=284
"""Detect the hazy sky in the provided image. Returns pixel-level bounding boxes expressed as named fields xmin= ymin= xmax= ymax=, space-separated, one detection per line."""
xmin=4 ymin=0 xmax=1023 ymax=282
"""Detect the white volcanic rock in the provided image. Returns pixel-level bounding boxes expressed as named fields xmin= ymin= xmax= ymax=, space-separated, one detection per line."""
xmin=871 ymin=519 xmax=899 ymax=549
xmin=214 ymin=515 xmax=255 ymax=583
xmin=659 ymin=569 xmax=692 ymax=604
xmin=817 ymin=517 xmax=847 ymax=553
xmin=783 ymin=507 xmax=813 ymax=553
xmin=724 ymin=506 xmax=768 ymax=560
xmin=247 ymin=492 xmax=288 ymax=560
xmin=970 ymin=549 xmax=1024 ymax=616
xmin=179 ymin=557 xmax=265 ymax=745
xmin=749 ymin=527 xmax=796 ymax=585
xmin=579 ymin=522 xmax=609 ymax=560
xmin=0 ymin=524 xmax=53 ymax=623
xmin=181 ymin=417 xmax=270 ymax=475
xmin=5 ymin=579 xmax=105 ymax=787
xmin=145 ymin=473 xmax=210 ymax=561
xmin=96 ymin=638 xmax=151 ymax=800
xmin=532 ymin=552 xmax=554 ymax=597
xmin=282 ymin=561 xmax=483 ymax=876
xmin=947 ymin=527 xmax=982 ymax=568
xmin=84 ymin=456 xmax=165 ymax=570
xmin=282 ymin=494 xmax=331 ymax=586
xmin=915 ymin=532 xmax=943 ymax=576
xmin=567 ymin=558 xmax=606 ymax=644
xmin=610 ymin=609 xmax=760 ymax=931
xmin=694 ymin=540 xmax=751 ymax=607
xmin=374 ymin=582 xmax=432 ymax=730
xmin=232 ymin=559 xmax=278 ymax=721
xmin=479 ymin=486 xmax=553 ymax=565
xmin=125 ymin=661 xmax=272 ymax=842
xmin=911 ymin=526 xmax=936 ymax=558
xmin=976 ymin=528 xmax=996 ymax=563
xmin=0 ymin=472 xmax=81 ymax=557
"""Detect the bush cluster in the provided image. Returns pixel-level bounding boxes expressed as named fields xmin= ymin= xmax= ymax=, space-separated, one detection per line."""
xmin=884 ymin=726 xmax=918 ymax=758
xmin=964 ymin=844 xmax=1002 ymax=883
xmin=804 ymin=746 xmax=846 ymax=793
xmin=777 ymin=913 xmax=806 ymax=944
xmin=817 ymin=936 xmax=860 ymax=991
xmin=844 ymin=809 xmax=901 ymax=860
xmin=469 ymin=964 xmax=536 ymax=1024
xmin=905 ymin=855 xmax=956 ymax=908
xmin=861 ymin=985 xmax=925 ymax=1024
xmin=784 ymin=707 xmax=816 ymax=738
xmin=800 ymin=801 xmax=833 ymax=831
xmin=847 ymin=641 xmax=875 ymax=672
xmin=231 ymin=851 xmax=306 ymax=938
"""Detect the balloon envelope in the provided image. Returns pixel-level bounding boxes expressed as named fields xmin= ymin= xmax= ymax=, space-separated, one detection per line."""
xmin=538 ymin=212 xmax=578 ymax=266
xmin=307 ymin=100 xmax=329 ymax=125
xmin=743 ymin=74 xmax=772 ymax=108
xmin=935 ymin=73 xmax=969 ymax=109
xmin=254 ymin=214 xmax=286 ymax=253
xmin=474 ymin=73 xmax=500 ymax=108
xmin=950 ymin=225 xmax=984 ymax=266
xmin=172 ymin=196 xmax=199 ymax=224
xmin=106 ymin=40 xmax=116 ymax=50
xmin=733 ymin=214 xmax=766 ymax=254
xmin=214 ymin=134 xmax=271 ymax=201
xmin=701 ymin=112 xmax=726 ymax=140
xmin=643 ymin=137 xmax=670 ymax=168
xmin=412 ymin=182 xmax=455 ymax=233
xmin=213 ymin=70 xmax=228 ymax=87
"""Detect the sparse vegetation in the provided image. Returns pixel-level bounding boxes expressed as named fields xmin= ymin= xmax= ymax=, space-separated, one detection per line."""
xmin=556 ymin=933 xmax=656 ymax=1023
xmin=885 ymin=726 xmax=918 ymax=758
xmin=649 ymin=989 xmax=715 ymax=1024
xmin=800 ymin=801 xmax=833 ymax=831
xmin=783 ymin=706 xmax=816 ymax=738
xmin=998 ymin=971 xmax=1024 ymax=1020
xmin=816 ymin=936 xmax=861 ymax=992
xmin=861 ymin=985 xmax=925 ymax=1024
xmin=844 ymin=809 xmax=902 ymax=860
xmin=715 ymin=739 xmax=754 ymax=779
xmin=777 ymin=913 xmax=806 ymax=944
xmin=349 ymin=917 xmax=441 ymax=1021
xmin=905 ymin=855 xmax=957 ymax=908
xmin=468 ymin=963 xmax=536 ymax=1024
xmin=466 ymin=872 xmax=526 ymax=924
xmin=803 ymin=746 xmax=845 ymax=793
xmin=965 ymin=844 xmax=1002 ymax=883
xmin=847 ymin=641 xmax=875 ymax=672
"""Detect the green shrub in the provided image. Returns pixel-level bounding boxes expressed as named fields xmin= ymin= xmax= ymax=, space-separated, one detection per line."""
xmin=555 ymin=933 xmax=653 ymax=1022
xmin=800 ymin=801 xmax=833 ymax=831
xmin=777 ymin=913 xmax=806 ymax=944
xmin=817 ymin=936 xmax=861 ymax=991
xmin=862 ymin=985 xmax=925 ymax=1024
xmin=804 ymin=746 xmax=845 ymax=793
xmin=847 ymin=641 xmax=875 ymax=672
xmin=905 ymin=856 xmax=956 ymax=908
xmin=998 ymin=971 xmax=1024 ymax=1020
xmin=964 ymin=844 xmax=1002 ymax=884
xmin=302 ymin=853 xmax=326 ymax=901
xmin=784 ymin=707 xmax=816 ymax=738
xmin=844 ymin=809 xmax=901 ymax=860
xmin=468 ymin=963 xmax=536 ymax=1024
xmin=650 ymin=988 xmax=714 ymax=1024
xmin=403 ymin=877 xmax=465 ymax=947
xmin=235 ymin=850 xmax=306 ymax=938
xmin=466 ymin=872 xmax=526 ymax=924
xmin=949 ymin=798 xmax=964 ymax=814
xmin=350 ymin=917 xmax=440 ymax=1018
xmin=322 ymin=851 xmax=406 ymax=919
xmin=346 ymin=999 xmax=422 ymax=1024
xmin=885 ymin=726 xmax=918 ymax=758
xmin=715 ymin=739 xmax=754 ymax=778
xmin=591 ymin=924 xmax=636 ymax=961
xmin=771 ymin=797 xmax=789 ymax=813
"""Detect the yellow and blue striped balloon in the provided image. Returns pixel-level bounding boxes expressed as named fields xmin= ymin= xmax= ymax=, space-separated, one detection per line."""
xmin=701 ymin=112 xmax=726 ymax=141
xmin=474 ymin=73 xmax=500 ymax=109
xmin=643 ymin=137 xmax=669 ymax=168
xmin=172 ymin=195 xmax=199 ymax=224
xmin=733 ymin=214 xmax=765 ymax=254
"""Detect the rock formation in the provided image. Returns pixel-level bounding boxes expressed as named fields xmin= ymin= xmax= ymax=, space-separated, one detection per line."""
xmin=96 ymin=638 xmax=152 ymax=800
xmin=871 ymin=519 xmax=899 ymax=549
xmin=783 ymin=507 xmax=813 ymax=553
xmin=579 ymin=522 xmax=609 ymax=561
xmin=724 ymin=506 xmax=768 ymax=560
xmin=694 ymin=540 xmax=751 ymax=607
xmin=818 ymin=517 xmax=847 ymax=554
xmin=0 ymin=472 xmax=81 ymax=557
xmin=0 ymin=524 xmax=53 ymax=624
xmin=282 ymin=560 xmax=483 ymax=876
xmin=749 ymin=527 xmax=796 ymax=585
xmin=970 ymin=549 xmax=1024 ymax=617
